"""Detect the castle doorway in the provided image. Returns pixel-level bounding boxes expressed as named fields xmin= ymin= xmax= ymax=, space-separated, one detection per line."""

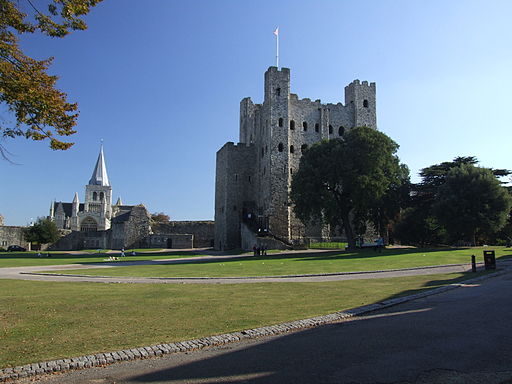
xmin=166 ymin=238 xmax=173 ymax=249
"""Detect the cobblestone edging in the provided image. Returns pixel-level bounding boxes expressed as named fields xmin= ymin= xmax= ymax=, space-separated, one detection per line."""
xmin=20 ymin=262 xmax=476 ymax=280
xmin=0 ymin=268 xmax=507 ymax=382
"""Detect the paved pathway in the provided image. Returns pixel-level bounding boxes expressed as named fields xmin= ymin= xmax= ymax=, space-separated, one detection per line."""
xmin=0 ymin=251 xmax=505 ymax=283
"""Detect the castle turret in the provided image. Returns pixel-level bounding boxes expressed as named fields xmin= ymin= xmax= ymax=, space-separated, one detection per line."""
xmin=344 ymin=80 xmax=377 ymax=129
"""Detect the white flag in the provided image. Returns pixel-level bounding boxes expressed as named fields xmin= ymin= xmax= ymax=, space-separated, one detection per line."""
xmin=273 ymin=27 xmax=279 ymax=36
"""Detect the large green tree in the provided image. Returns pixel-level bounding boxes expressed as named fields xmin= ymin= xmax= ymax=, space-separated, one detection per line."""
xmin=394 ymin=157 xmax=511 ymax=246
xmin=0 ymin=0 xmax=102 ymax=157
xmin=24 ymin=217 xmax=60 ymax=245
xmin=290 ymin=126 xmax=408 ymax=249
xmin=434 ymin=164 xmax=512 ymax=245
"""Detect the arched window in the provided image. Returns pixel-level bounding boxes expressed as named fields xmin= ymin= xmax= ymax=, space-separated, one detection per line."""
xmin=276 ymin=87 xmax=281 ymax=97
xmin=363 ymin=99 xmax=369 ymax=108
xmin=92 ymin=192 xmax=97 ymax=201
xmin=261 ymin=147 xmax=264 ymax=158
xmin=329 ymin=125 xmax=333 ymax=134
xmin=338 ymin=126 xmax=345 ymax=136
xmin=315 ymin=123 xmax=319 ymax=132
xmin=303 ymin=122 xmax=308 ymax=131
xmin=80 ymin=217 xmax=98 ymax=232
xmin=290 ymin=120 xmax=295 ymax=130
xmin=290 ymin=145 xmax=295 ymax=154
xmin=301 ymin=144 xmax=308 ymax=153
xmin=99 ymin=192 xmax=104 ymax=201
xmin=278 ymin=143 xmax=283 ymax=152
xmin=278 ymin=118 xmax=283 ymax=127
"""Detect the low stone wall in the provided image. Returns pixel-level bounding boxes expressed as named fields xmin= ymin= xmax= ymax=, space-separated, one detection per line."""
xmin=147 ymin=234 xmax=193 ymax=249
xmin=152 ymin=221 xmax=214 ymax=248
xmin=0 ymin=226 xmax=31 ymax=250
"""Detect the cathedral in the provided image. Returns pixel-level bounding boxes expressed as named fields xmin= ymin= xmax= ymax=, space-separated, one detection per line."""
xmin=49 ymin=145 xmax=129 ymax=232
xmin=44 ymin=145 xmax=214 ymax=251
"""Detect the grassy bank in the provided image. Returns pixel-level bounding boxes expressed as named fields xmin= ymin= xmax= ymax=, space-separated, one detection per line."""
xmin=0 ymin=250 xmax=205 ymax=268
xmin=0 ymin=271 xmax=486 ymax=368
xmin=52 ymin=247 xmax=511 ymax=278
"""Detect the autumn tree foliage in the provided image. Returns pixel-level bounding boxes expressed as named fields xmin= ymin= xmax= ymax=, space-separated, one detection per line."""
xmin=151 ymin=212 xmax=171 ymax=225
xmin=0 ymin=0 xmax=102 ymax=157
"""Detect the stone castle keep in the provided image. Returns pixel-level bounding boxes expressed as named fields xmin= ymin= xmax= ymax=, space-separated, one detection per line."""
xmin=215 ymin=67 xmax=376 ymax=250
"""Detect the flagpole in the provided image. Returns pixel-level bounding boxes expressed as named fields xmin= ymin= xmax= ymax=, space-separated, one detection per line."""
xmin=276 ymin=30 xmax=279 ymax=68
xmin=274 ymin=27 xmax=279 ymax=68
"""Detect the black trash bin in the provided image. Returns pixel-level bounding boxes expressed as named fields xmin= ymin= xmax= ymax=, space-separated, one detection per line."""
xmin=483 ymin=250 xmax=496 ymax=270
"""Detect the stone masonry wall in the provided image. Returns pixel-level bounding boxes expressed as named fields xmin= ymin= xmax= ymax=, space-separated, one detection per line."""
xmin=154 ymin=221 xmax=214 ymax=248
xmin=215 ymin=66 xmax=377 ymax=249
xmin=0 ymin=226 xmax=30 ymax=250
xmin=214 ymin=143 xmax=256 ymax=250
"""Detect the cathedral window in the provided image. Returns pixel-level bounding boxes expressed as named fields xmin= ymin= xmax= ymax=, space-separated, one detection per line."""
xmin=329 ymin=125 xmax=333 ymax=134
xmin=315 ymin=123 xmax=319 ymax=132
xmin=278 ymin=143 xmax=283 ymax=152
xmin=278 ymin=118 xmax=283 ymax=127
xmin=303 ymin=122 xmax=308 ymax=131
xmin=92 ymin=192 xmax=97 ymax=201
xmin=363 ymin=99 xmax=369 ymax=108
xmin=290 ymin=145 xmax=295 ymax=154
xmin=338 ymin=126 xmax=345 ymax=136
xmin=290 ymin=120 xmax=295 ymax=130
xmin=276 ymin=87 xmax=281 ymax=96
xmin=99 ymin=192 xmax=104 ymax=201
xmin=80 ymin=217 xmax=98 ymax=232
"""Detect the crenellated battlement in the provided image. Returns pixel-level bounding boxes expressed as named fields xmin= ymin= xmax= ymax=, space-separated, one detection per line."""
xmin=216 ymin=66 xmax=378 ymax=250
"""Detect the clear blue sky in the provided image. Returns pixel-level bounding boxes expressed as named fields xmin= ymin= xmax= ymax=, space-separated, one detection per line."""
xmin=2 ymin=0 xmax=511 ymax=226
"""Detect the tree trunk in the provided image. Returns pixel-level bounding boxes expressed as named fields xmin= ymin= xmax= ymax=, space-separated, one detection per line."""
xmin=341 ymin=212 xmax=356 ymax=250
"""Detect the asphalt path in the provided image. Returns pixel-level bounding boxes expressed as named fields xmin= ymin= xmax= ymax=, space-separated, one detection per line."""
xmin=0 ymin=257 xmax=481 ymax=284
xmin=18 ymin=267 xmax=512 ymax=384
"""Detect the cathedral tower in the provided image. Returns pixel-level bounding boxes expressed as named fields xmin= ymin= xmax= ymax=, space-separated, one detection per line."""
xmin=80 ymin=145 xmax=113 ymax=231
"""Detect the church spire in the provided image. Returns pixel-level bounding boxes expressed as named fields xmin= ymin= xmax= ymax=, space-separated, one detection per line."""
xmin=88 ymin=144 xmax=110 ymax=186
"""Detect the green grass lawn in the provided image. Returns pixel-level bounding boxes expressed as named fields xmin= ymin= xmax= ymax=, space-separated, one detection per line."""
xmin=0 ymin=271 xmax=488 ymax=368
xmin=51 ymin=247 xmax=512 ymax=278
xmin=0 ymin=250 xmax=204 ymax=268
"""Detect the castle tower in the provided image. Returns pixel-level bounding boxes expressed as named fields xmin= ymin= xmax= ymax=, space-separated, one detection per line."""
xmin=344 ymin=80 xmax=377 ymax=128
xmin=215 ymin=67 xmax=377 ymax=250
